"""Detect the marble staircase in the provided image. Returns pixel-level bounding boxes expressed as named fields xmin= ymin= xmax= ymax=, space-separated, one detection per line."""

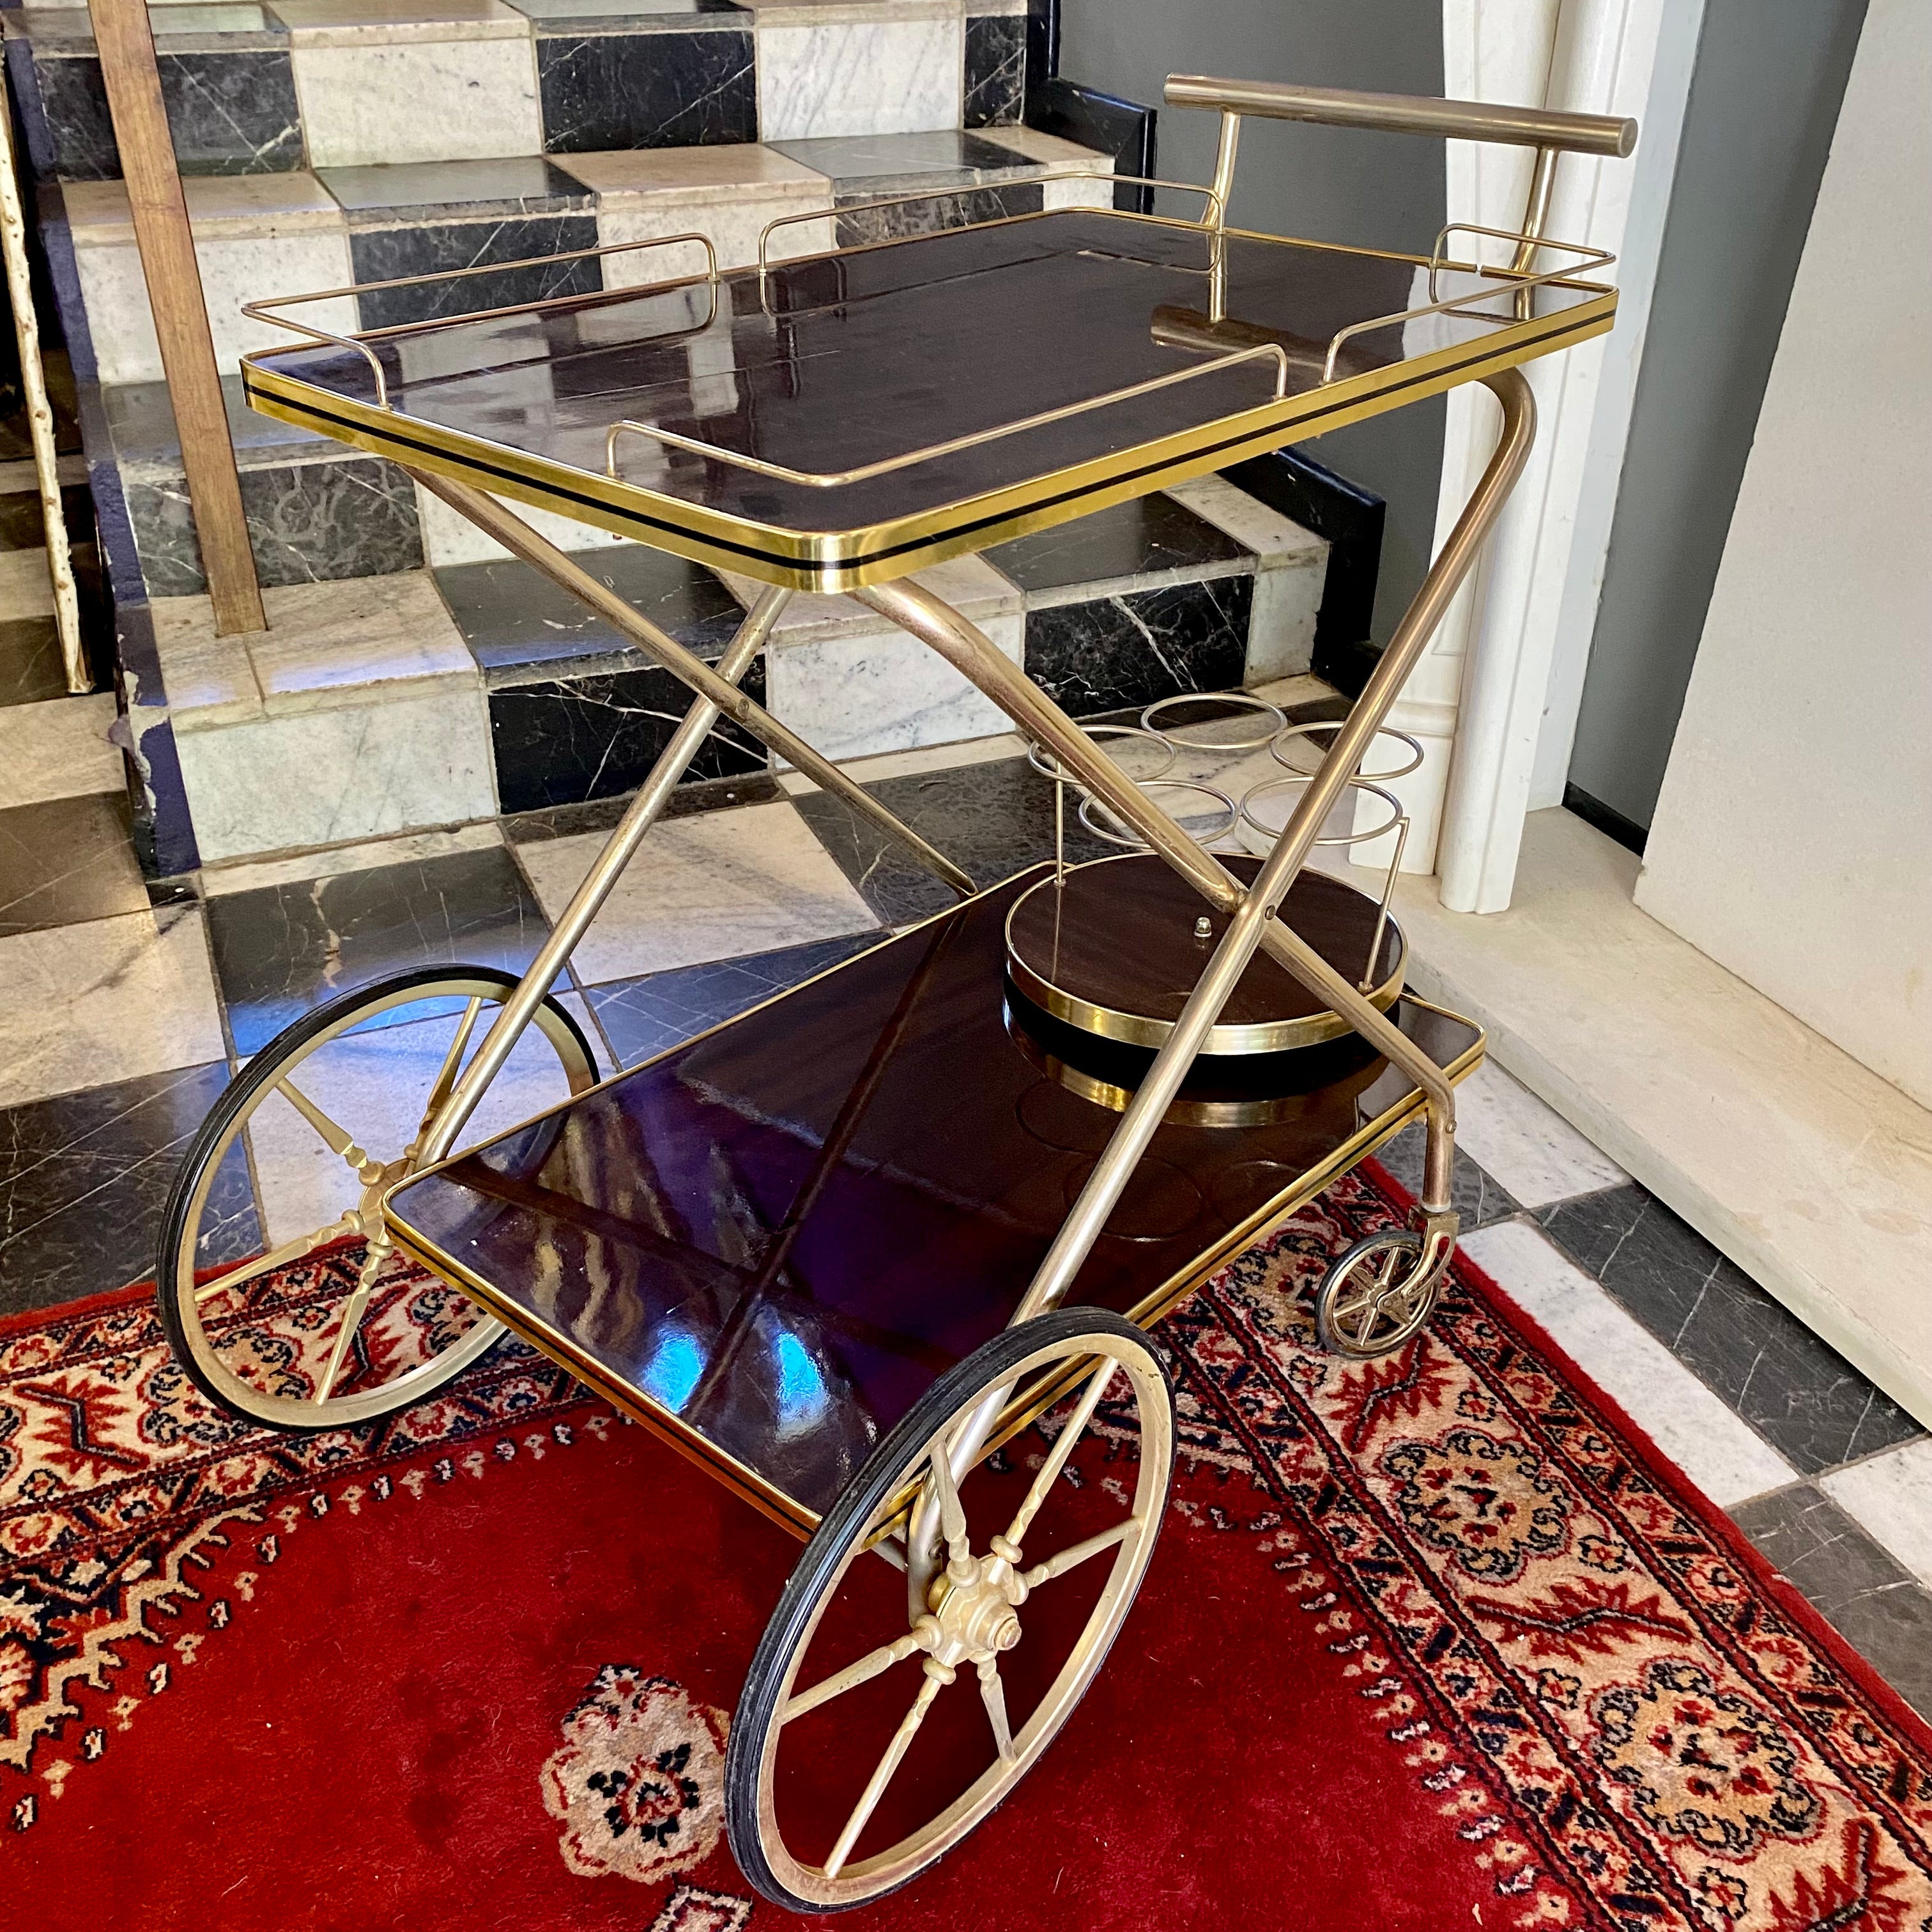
xmin=13 ymin=0 xmax=1334 ymax=875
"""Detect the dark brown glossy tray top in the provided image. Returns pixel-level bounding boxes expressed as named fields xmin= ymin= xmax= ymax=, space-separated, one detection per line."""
xmin=242 ymin=208 xmax=1614 ymax=588
xmin=385 ymin=870 xmax=1480 ymax=1529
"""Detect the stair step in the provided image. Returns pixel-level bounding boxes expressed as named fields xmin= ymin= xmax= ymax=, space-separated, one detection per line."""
xmin=144 ymin=476 xmax=1329 ymax=862
xmin=8 ymin=0 xmax=1031 ymax=180
xmin=61 ymin=130 xmax=1107 ymax=386
xmin=75 ymin=134 xmax=1110 ymax=594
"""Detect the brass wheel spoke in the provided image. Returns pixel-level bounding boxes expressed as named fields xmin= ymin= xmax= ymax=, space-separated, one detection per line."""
xmin=275 ymin=1078 xmax=379 ymax=1179
xmin=822 ymin=1665 xmax=949 ymax=1882
xmin=311 ymin=1241 xmax=388 ymax=1405
xmin=1002 ymin=1357 xmax=1117 ymax=1554
xmin=408 ymin=996 xmax=485 ymax=1157
xmin=925 ymin=1424 xmax=972 ymax=1573
xmin=976 ymin=1657 xmax=1015 ymax=1764
xmin=194 ymin=1215 xmax=354 ymax=1303
xmin=781 ymin=1626 xmax=934 ymax=1727
xmin=1021 ymin=1515 xmax=1140 ymax=1590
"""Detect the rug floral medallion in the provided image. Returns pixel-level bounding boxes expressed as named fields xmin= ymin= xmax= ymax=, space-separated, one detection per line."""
xmin=2 ymin=1171 xmax=1928 ymax=1930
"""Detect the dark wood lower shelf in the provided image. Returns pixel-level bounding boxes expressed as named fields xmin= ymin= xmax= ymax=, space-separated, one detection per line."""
xmin=385 ymin=867 xmax=1482 ymax=1529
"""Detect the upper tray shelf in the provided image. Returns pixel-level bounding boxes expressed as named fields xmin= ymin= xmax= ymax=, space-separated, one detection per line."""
xmin=241 ymin=204 xmax=1615 ymax=592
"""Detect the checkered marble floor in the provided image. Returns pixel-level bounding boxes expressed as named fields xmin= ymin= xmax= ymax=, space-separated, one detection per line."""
xmin=2 ymin=724 xmax=1928 ymax=1720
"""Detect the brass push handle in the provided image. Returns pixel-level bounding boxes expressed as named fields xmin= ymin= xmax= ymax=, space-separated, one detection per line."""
xmin=1163 ymin=75 xmax=1637 ymax=160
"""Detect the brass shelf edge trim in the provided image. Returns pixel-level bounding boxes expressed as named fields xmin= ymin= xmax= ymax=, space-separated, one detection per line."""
xmin=240 ymin=289 xmax=1613 ymax=593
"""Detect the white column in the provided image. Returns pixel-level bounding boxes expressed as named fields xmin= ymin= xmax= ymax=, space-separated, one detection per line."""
xmin=1373 ymin=0 xmax=1689 ymax=911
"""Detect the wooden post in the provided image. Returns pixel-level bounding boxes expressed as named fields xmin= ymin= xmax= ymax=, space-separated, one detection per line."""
xmin=88 ymin=0 xmax=263 ymax=634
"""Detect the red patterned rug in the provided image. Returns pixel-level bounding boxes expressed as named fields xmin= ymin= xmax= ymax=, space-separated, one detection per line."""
xmin=4 ymin=1169 xmax=1929 ymax=1930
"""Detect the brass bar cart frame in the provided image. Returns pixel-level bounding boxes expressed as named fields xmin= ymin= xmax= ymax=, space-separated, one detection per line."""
xmin=180 ymin=75 xmax=1637 ymax=1913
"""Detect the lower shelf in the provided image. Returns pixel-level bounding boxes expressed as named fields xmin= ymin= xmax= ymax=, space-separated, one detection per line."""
xmin=385 ymin=866 xmax=1482 ymax=1530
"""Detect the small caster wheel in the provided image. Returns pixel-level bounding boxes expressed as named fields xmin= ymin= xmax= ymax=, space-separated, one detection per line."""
xmin=1314 ymin=1227 xmax=1449 ymax=1358
xmin=726 ymin=1308 xmax=1174 ymax=1913
xmin=157 ymin=966 xmax=597 ymax=1433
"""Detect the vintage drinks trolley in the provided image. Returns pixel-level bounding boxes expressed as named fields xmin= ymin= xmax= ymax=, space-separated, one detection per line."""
xmin=157 ymin=78 xmax=1635 ymax=1912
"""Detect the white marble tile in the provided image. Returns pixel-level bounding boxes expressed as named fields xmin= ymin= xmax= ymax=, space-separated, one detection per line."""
xmin=151 ymin=599 xmax=263 ymax=725
xmin=253 ymin=574 xmax=477 ymax=710
xmin=65 ymin=172 xmax=346 ymax=242
xmin=775 ymin=728 xmax=1025 ymax=795
xmin=1820 ymin=1441 xmax=1932 ymax=1589
xmin=0 ymin=547 xmax=55 ymax=620
xmin=586 ymin=163 xmax=836 ymax=284
xmin=0 ymin=694 xmax=122 ymax=809
xmin=245 ymin=1004 xmax=586 ymax=1246
xmin=767 ymin=609 xmax=1022 ymax=763
xmin=560 ymin=142 xmax=832 ymax=280
xmin=1460 ymin=1218 xmax=1798 ymax=1510
xmin=1241 ymin=557 xmax=1325 ymax=684
xmin=201 ymin=821 xmax=503 ymax=896
xmin=290 ymin=36 xmax=541 ymax=167
xmin=0 ymin=907 xmax=226 ymax=1108
xmin=1451 ymin=1057 xmax=1632 ymax=1209
xmin=70 ymin=224 xmax=355 ymax=385
xmin=1367 ymin=808 xmax=1932 ymax=1430
xmin=756 ymin=15 xmax=962 ymax=141
xmin=156 ymin=574 xmax=477 ymax=727
xmin=268 ymin=0 xmax=528 ymax=43
xmin=176 ymin=682 xmax=496 ymax=861
xmin=516 ymin=798 xmax=877 ymax=983
xmin=413 ymin=482 xmax=627 ymax=565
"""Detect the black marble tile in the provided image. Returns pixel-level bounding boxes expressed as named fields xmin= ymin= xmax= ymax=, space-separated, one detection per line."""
xmin=124 ymin=455 xmax=422 ymax=596
xmin=503 ymin=767 xmax=783 ymax=845
xmin=17 ymin=46 xmax=302 ymax=181
xmin=537 ymin=27 xmax=756 ymax=151
xmin=1540 ymin=1184 xmax=1926 ymax=1475
xmin=963 ymin=14 xmax=1025 ymax=128
xmin=1023 ymin=576 xmax=1253 ymax=719
xmin=834 ymin=180 xmax=1040 ymax=247
xmin=318 ymin=156 xmax=594 ymax=222
xmin=347 ymin=214 xmax=602 ymax=330
xmin=986 ymin=493 xmax=1251 ymax=594
xmin=0 ymin=617 xmax=70 ymax=707
xmin=436 ymin=546 xmax=744 ymax=684
xmin=489 ymin=659 xmax=768 ymax=814
xmin=793 ymin=753 xmax=1114 ymax=927
xmin=0 ymin=792 xmax=146 ymax=938
xmin=206 ymin=845 xmax=558 ymax=1057
xmin=588 ymin=930 xmax=885 ymax=1067
xmin=1731 ymin=1483 xmax=1932 ymax=1722
xmin=0 ymin=1061 xmax=257 ymax=1318
xmin=1375 ymin=1125 xmax=1521 ymax=1232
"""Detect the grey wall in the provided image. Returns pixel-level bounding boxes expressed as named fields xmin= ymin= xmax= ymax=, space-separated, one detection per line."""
xmin=1059 ymin=1 xmax=1446 ymax=663
xmin=1567 ymin=0 xmax=1868 ymax=831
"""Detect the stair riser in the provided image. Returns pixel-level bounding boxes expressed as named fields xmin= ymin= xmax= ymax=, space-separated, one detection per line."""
xmin=7 ymin=7 xmax=1028 ymax=181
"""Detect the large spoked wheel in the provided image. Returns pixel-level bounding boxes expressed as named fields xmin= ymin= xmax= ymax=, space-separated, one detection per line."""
xmin=157 ymin=966 xmax=597 ymax=1433
xmin=726 ymin=1308 xmax=1174 ymax=1913
xmin=1314 ymin=1227 xmax=1450 ymax=1358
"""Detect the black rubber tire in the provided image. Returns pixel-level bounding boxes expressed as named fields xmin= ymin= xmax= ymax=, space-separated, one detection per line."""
xmin=724 ymin=1306 xmax=1174 ymax=1914
xmin=155 ymin=964 xmax=596 ymax=1433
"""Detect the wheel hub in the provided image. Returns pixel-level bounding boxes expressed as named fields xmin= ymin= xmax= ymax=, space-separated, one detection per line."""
xmin=922 ymin=1545 xmax=1026 ymax=1667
